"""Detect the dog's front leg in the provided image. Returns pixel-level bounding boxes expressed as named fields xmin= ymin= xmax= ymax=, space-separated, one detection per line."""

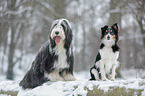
xmin=110 ymin=65 xmax=116 ymax=81
xmin=62 ymin=71 xmax=76 ymax=81
xmin=100 ymin=64 xmax=108 ymax=81
xmin=47 ymin=70 xmax=64 ymax=81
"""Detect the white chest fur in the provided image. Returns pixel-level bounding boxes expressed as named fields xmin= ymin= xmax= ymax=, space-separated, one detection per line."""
xmin=53 ymin=43 xmax=69 ymax=69
xmin=99 ymin=47 xmax=119 ymax=72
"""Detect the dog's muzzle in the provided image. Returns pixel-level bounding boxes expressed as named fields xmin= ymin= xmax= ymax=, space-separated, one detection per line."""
xmin=54 ymin=31 xmax=61 ymax=44
xmin=55 ymin=31 xmax=59 ymax=35
xmin=107 ymin=36 xmax=110 ymax=40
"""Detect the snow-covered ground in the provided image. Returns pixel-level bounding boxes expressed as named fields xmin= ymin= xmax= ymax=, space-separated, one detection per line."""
xmin=18 ymin=79 xmax=145 ymax=96
xmin=0 ymin=70 xmax=145 ymax=96
xmin=0 ymin=78 xmax=145 ymax=96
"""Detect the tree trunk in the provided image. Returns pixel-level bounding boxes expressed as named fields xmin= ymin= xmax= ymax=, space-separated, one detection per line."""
xmin=53 ymin=0 xmax=66 ymax=19
xmin=137 ymin=16 xmax=145 ymax=47
xmin=137 ymin=0 xmax=145 ymax=47
xmin=6 ymin=27 xmax=16 ymax=80
xmin=6 ymin=0 xmax=16 ymax=80
xmin=82 ymin=25 xmax=86 ymax=71
xmin=108 ymin=0 xmax=122 ymax=78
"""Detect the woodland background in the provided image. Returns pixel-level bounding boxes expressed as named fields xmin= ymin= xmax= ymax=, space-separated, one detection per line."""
xmin=0 ymin=0 xmax=144 ymax=80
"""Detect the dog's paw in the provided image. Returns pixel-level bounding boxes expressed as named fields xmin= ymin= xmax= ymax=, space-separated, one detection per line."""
xmin=63 ymin=74 xmax=76 ymax=81
xmin=48 ymin=72 xmax=64 ymax=82
xmin=50 ymin=76 xmax=64 ymax=82
xmin=66 ymin=77 xmax=76 ymax=81
xmin=102 ymin=77 xmax=108 ymax=81
xmin=110 ymin=78 xmax=115 ymax=81
xmin=108 ymin=75 xmax=115 ymax=81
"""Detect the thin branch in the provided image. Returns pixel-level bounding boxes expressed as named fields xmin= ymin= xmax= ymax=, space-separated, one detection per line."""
xmin=35 ymin=0 xmax=62 ymax=19
xmin=119 ymin=34 xmax=145 ymax=40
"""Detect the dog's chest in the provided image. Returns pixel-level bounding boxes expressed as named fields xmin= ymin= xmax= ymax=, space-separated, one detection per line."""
xmin=53 ymin=46 xmax=69 ymax=69
xmin=99 ymin=47 xmax=119 ymax=72
xmin=100 ymin=47 xmax=118 ymax=61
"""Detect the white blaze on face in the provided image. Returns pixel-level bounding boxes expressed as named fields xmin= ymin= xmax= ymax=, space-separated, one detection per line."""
xmin=51 ymin=19 xmax=65 ymax=44
xmin=103 ymin=35 xmax=115 ymax=47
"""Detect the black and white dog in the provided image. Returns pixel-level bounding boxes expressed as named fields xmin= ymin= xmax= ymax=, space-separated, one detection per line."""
xmin=90 ymin=23 xmax=119 ymax=81
xmin=20 ymin=19 xmax=76 ymax=89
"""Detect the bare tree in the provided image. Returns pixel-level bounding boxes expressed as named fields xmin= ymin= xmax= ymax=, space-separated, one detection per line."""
xmin=133 ymin=0 xmax=145 ymax=46
xmin=6 ymin=0 xmax=22 ymax=79
xmin=0 ymin=0 xmax=32 ymax=79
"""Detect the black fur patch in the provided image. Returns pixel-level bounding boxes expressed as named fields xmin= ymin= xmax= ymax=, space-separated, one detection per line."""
xmin=90 ymin=66 xmax=101 ymax=80
xmin=101 ymin=25 xmax=108 ymax=39
xmin=97 ymin=67 xmax=101 ymax=79
xmin=63 ymin=22 xmax=73 ymax=49
xmin=100 ymin=43 xmax=105 ymax=49
xmin=66 ymin=47 xmax=74 ymax=74
xmin=90 ymin=51 xmax=101 ymax=80
xmin=112 ymin=44 xmax=119 ymax=53
xmin=95 ymin=52 xmax=101 ymax=63
xmin=90 ymin=66 xmax=96 ymax=80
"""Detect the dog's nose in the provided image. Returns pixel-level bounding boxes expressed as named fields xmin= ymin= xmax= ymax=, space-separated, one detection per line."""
xmin=107 ymin=36 xmax=110 ymax=40
xmin=55 ymin=31 xmax=59 ymax=35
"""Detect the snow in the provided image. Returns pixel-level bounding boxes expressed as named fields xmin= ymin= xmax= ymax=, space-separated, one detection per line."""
xmin=120 ymin=68 xmax=145 ymax=79
xmin=0 ymin=69 xmax=145 ymax=96
xmin=0 ymin=78 xmax=145 ymax=96
xmin=0 ymin=80 xmax=19 ymax=92
xmin=18 ymin=80 xmax=88 ymax=96
xmin=0 ymin=95 xmax=10 ymax=96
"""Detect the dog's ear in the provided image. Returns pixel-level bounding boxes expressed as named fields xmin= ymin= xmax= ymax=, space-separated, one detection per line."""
xmin=101 ymin=25 xmax=108 ymax=34
xmin=112 ymin=23 xmax=119 ymax=32
xmin=112 ymin=23 xmax=119 ymax=42
xmin=50 ymin=19 xmax=59 ymax=31
xmin=63 ymin=19 xmax=73 ymax=49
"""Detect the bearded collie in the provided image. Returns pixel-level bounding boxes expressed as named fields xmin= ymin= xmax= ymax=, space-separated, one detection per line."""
xmin=20 ymin=19 xmax=76 ymax=89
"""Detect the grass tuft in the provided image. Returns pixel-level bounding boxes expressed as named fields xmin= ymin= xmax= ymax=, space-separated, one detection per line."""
xmin=87 ymin=86 xmax=143 ymax=96
xmin=0 ymin=90 xmax=18 ymax=96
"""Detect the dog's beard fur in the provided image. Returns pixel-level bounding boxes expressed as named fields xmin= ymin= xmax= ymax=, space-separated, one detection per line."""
xmin=53 ymin=42 xmax=69 ymax=69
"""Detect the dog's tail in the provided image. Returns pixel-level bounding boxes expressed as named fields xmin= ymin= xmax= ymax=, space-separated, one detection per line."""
xmin=19 ymin=68 xmax=47 ymax=89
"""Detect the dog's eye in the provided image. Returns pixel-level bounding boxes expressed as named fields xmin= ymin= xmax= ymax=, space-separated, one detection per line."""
xmin=105 ymin=32 xmax=108 ymax=35
xmin=110 ymin=30 xmax=114 ymax=35
xmin=105 ymin=30 xmax=108 ymax=34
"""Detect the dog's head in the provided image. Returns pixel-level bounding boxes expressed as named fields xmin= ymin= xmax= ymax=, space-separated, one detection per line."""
xmin=50 ymin=19 xmax=72 ymax=48
xmin=101 ymin=23 xmax=119 ymax=45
